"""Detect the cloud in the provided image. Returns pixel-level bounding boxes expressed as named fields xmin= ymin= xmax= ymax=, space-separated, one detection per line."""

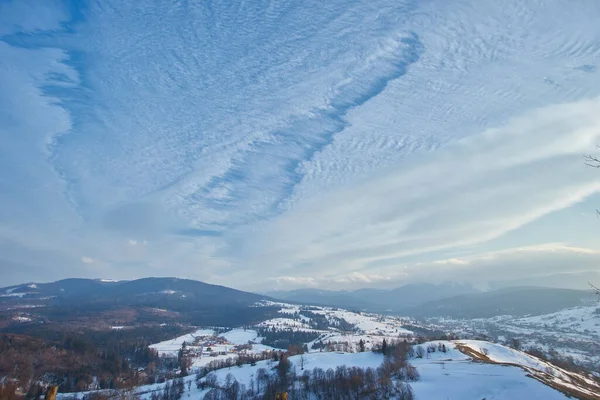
xmin=2 ymin=0 xmax=600 ymax=289
xmin=242 ymin=98 xmax=600 ymax=283
xmin=433 ymin=258 xmax=469 ymax=265
xmin=81 ymin=256 xmax=94 ymax=264
xmin=418 ymin=244 xmax=600 ymax=289
xmin=266 ymin=243 xmax=600 ymax=290
xmin=273 ymin=272 xmax=392 ymax=290
xmin=0 ymin=0 xmax=68 ymax=35
xmin=128 ymin=239 xmax=148 ymax=246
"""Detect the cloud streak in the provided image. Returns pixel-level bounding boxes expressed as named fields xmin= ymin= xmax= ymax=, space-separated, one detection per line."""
xmin=241 ymin=98 xmax=600 ymax=285
xmin=2 ymin=0 xmax=600 ymax=289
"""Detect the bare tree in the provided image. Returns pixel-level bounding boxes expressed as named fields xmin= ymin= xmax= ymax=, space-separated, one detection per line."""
xmin=584 ymin=147 xmax=600 ymax=168
xmin=585 ymin=150 xmax=600 ymax=294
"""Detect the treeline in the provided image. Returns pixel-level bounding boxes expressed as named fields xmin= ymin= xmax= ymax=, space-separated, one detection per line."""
xmin=195 ymin=339 xmax=420 ymax=400
xmin=0 ymin=325 xmax=188 ymax=399
xmin=196 ymin=351 xmax=281 ymax=378
xmin=273 ymin=310 xmax=356 ymax=332
xmin=256 ymin=328 xmax=319 ymax=350
xmin=524 ymin=345 xmax=591 ymax=375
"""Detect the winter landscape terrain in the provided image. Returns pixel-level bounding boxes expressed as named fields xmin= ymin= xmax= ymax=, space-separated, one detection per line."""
xmin=424 ymin=304 xmax=600 ymax=367
xmin=44 ymin=296 xmax=600 ymax=400
xmin=3 ymin=0 xmax=600 ymax=398
xmin=1 ymin=278 xmax=600 ymax=399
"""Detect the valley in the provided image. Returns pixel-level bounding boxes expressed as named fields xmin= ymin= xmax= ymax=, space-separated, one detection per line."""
xmin=54 ymin=301 xmax=600 ymax=400
xmin=1 ymin=278 xmax=599 ymax=399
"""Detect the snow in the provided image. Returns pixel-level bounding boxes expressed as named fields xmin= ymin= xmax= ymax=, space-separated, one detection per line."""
xmin=257 ymin=317 xmax=316 ymax=331
xmin=310 ymin=332 xmax=397 ymax=352
xmin=220 ymin=329 xmax=258 ymax=345
xmin=59 ymin=341 xmax=582 ymax=400
xmin=459 ymin=340 xmax=554 ymax=372
xmin=191 ymin=352 xmax=384 ymax=391
xmin=512 ymin=305 xmax=600 ymax=336
xmin=0 ymin=292 xmax=26 ymax=297
xmin=150 ymin=329 xmax=215 ymax=356
xmin=289 ymin=351 xmax=383 ymax=372
xmin=259 ymin=302 xmax=415 ymax=338
xmin=58 ymin=302 xmax=600 ymax=399
xmin=149 ymin=327 xmax=277 ymax=368
xmin=423 ymin=305 xmax=600 ymax=365
xmin=456 ymin=340 xmax=600 ymax=398
xmin=137 ymin=352 xmax=385 ymax=399
xmin=411 ymin=358 xmax=569 ymax=399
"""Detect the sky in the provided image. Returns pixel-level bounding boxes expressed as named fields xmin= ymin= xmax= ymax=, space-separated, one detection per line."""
xmin=1 ymin=0 xmax=600 ymax=291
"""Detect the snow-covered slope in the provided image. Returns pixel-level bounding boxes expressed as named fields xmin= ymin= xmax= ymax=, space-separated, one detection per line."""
xmin=511 ymin=305 xmax=600 ymax=336
xmin=59 ymin=341 xmax=599 ymax=399
xmin=456 ymin=340 xmax=600 ymax=399
xmin=60 ymin=302 xmax=599 ymax=399
xmin=150 ymin=328 xmax=215 ymax=356
xmin=425 ymin=304 xmax=600 ymax=365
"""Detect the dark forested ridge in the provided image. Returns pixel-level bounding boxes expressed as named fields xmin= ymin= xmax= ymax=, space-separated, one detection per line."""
xmin=0 ymin=326 xmax=188 ymax=398
xmin=0 ymin=278 xmax=281 ymax=399
xmin=0 ymin=277 xmax=278 ymax=328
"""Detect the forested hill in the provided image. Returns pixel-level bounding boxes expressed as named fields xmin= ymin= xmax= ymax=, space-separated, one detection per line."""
xmin=1 ymin=277 xmax=276 ymax=328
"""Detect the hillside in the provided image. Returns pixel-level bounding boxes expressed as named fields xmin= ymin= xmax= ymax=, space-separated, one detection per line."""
xmin=265 ymin=282 xmax=478 ymax=312
xmin=265 ymin=286 xmax=594 ymax=317
xmin=424 ymin=304 xmax=600 ymax=367
xmin=44 ymin=300 xmax=600 ymax=399
xmin=57 ymin=340 xmax=600 ymax=400
xmin=0 ymin=278 xmax=276 ymax=329
xmin=408 ymin=287 xmax=595 ymax=318
xmin=3 ymin=280 xmax=599 ymax=399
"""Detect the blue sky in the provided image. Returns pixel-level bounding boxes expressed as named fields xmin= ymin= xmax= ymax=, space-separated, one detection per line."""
xmin=1 ymin=0 xmax=600 ymax=290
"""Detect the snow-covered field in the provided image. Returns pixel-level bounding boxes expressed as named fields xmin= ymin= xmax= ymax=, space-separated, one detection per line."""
xmin=150 ymin=328 xmax=215 ymax=356
xmin=456 ymin=340 xmax=600 ymax=399
xmin=424 ymin=305 xmax=600 ymax=366
xmin=59 ymin=341 xmax=599 ymax=400
xmin=260 ymin=301 xmax=414 ymax=333
xmin=54 ymin=301 xmax=600 ymax=399
xmin=410 ymin=344 xmax=573 ymax=400
xmin=149 ymin=302 xmax=417 ymax=366
xmin=511 ymin=305 xmax=600 ymax=336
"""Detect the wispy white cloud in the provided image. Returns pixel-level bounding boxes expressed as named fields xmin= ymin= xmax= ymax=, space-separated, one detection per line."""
xmin=267 ymin=243 xmax=600 ymax=290
xmin=0 ymin=0 xmax=68 ymax=35
xmin=240 ymin=98 xmax=600 ymax=285
xmin=2 ymin=0 xmax=600 ymax=289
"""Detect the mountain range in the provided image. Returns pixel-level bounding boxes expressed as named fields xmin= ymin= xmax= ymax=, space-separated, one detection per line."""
xmin=2 ymin=278 xmax=596 ymax=334
xmin=0 ymin=277 xmax=275 ymax=329
xmin=265 ymin=283 xmax=595 ymax=318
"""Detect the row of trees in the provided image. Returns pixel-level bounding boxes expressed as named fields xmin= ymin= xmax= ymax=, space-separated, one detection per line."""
xmin=192 ymin=339 xmax=420 ymax=400
xmin=0 ymin=325 xmax=189 ymax=399
xmin=256 ymin=328 xmax=319 ymax=350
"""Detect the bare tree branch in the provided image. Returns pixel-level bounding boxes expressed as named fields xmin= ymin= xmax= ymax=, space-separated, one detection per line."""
xmin=584 ymin=155 xmax=600 ymax=168
xmin=587 ymin=148 xmax=600 ymax=293
xmin=591 ymin=283 xmax=600 ymax=298
xmin=585 ymin=147 xmax=600 ymax=216
xmin=584 ymin=145 xmax=600 ymax=168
